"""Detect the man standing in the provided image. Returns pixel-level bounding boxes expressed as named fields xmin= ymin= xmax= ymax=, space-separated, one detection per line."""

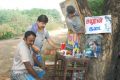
xmin=28 ymin=14 xmax=59 ymax=65
xmin=66 ymin=5 xmax=84 ymax=51
xmin=11 ymin=31 xmax=44 ymax=80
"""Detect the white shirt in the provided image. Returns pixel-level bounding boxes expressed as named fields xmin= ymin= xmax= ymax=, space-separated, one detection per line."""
xmin=12 ymin=40 xmax=34 ymax=73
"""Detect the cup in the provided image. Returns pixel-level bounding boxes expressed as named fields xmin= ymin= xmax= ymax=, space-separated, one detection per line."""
xmin=60 ymin=43 xmax=66 ymax=50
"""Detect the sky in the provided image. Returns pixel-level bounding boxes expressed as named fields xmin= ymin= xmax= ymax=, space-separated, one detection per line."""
xmin=0 ymin=0 xmax=65 ymax=20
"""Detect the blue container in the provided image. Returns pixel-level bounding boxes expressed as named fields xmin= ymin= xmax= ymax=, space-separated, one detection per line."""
xmin=34 ymin=54 xmax=42 ymax=66
xmin=26 ymin=70 xmax=45 ymax=80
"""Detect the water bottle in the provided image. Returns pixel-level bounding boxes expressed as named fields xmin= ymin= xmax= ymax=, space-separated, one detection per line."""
xmin=72 ymin=41 xmax=79 ymax=56
xmin=34 ymin=54 xmax=42 ymax=66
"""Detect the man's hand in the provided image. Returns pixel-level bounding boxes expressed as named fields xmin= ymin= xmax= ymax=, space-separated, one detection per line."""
xmin=41 ymin=66 xmax=48 ymax=71
xmin=32 ymin=45 xmax=40 ymax=53
xmin=24 ymin=62 xmax=39 ymax=79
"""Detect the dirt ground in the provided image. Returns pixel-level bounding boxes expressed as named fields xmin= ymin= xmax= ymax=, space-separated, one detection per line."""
xmin=0 ymin=28 xmax=67 ymax=80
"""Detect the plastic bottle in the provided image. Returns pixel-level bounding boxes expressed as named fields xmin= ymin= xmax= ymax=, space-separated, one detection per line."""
xmin=72 ymin=41 xmax=79 ymax=57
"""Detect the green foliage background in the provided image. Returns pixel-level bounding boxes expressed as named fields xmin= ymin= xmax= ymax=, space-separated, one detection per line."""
xmin=88 ymin=0 xmax=104 ymax=16
xmin=0 ymin=9 xmax=62 ymax=39
xmin=0 ymin=0 xmax=105 ymax=40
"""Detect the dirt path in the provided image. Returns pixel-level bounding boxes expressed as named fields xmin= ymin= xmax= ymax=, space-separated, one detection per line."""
xmin=0 ymin=28 xmax=67 ymax=80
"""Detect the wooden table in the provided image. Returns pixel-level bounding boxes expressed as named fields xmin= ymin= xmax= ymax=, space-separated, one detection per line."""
xmin=54 ymin=52 xmax=89 ymax=80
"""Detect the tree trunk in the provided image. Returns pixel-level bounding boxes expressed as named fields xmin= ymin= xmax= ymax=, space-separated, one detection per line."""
xmin=87 ymin=0 xmax=120 ymax=80
xmin=61 ymin=0 xmax=120 ymax=79
xmin=104 ymin=0 xmax=120 ymax=80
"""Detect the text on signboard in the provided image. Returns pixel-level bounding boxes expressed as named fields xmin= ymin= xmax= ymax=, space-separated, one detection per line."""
xmin=89 ymin=26 xmax=101 ymax=31
xmin=86 ymin=17 xmax=103 ymax=25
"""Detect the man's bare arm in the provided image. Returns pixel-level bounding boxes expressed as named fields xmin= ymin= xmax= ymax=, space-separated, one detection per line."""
xmin=47 ymin=38 xmax=60 ymax=49
xmin=23 ymin=62 xmax=40 ymax=80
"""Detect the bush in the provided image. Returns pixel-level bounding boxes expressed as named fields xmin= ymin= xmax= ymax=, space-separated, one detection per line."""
xmin=0 ymin=9 xmax=62 ymax=40
xmin=0 ymin=24 xmax=15 ymax=39
xmin=46 ymin=22 xmax=63 ymax=31
xmin=88 ymin=0 xmax=104 ymax=16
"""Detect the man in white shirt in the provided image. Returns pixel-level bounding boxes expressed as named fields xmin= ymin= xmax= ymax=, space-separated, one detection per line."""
xmin=11 ymin=31 xmax=45 ymax=80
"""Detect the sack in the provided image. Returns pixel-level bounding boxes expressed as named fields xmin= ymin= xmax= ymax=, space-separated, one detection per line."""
xmin=26 ymin=67 xmax=45 ymax=80
xmin=26 ymin=74 xmax=35 ymax=80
